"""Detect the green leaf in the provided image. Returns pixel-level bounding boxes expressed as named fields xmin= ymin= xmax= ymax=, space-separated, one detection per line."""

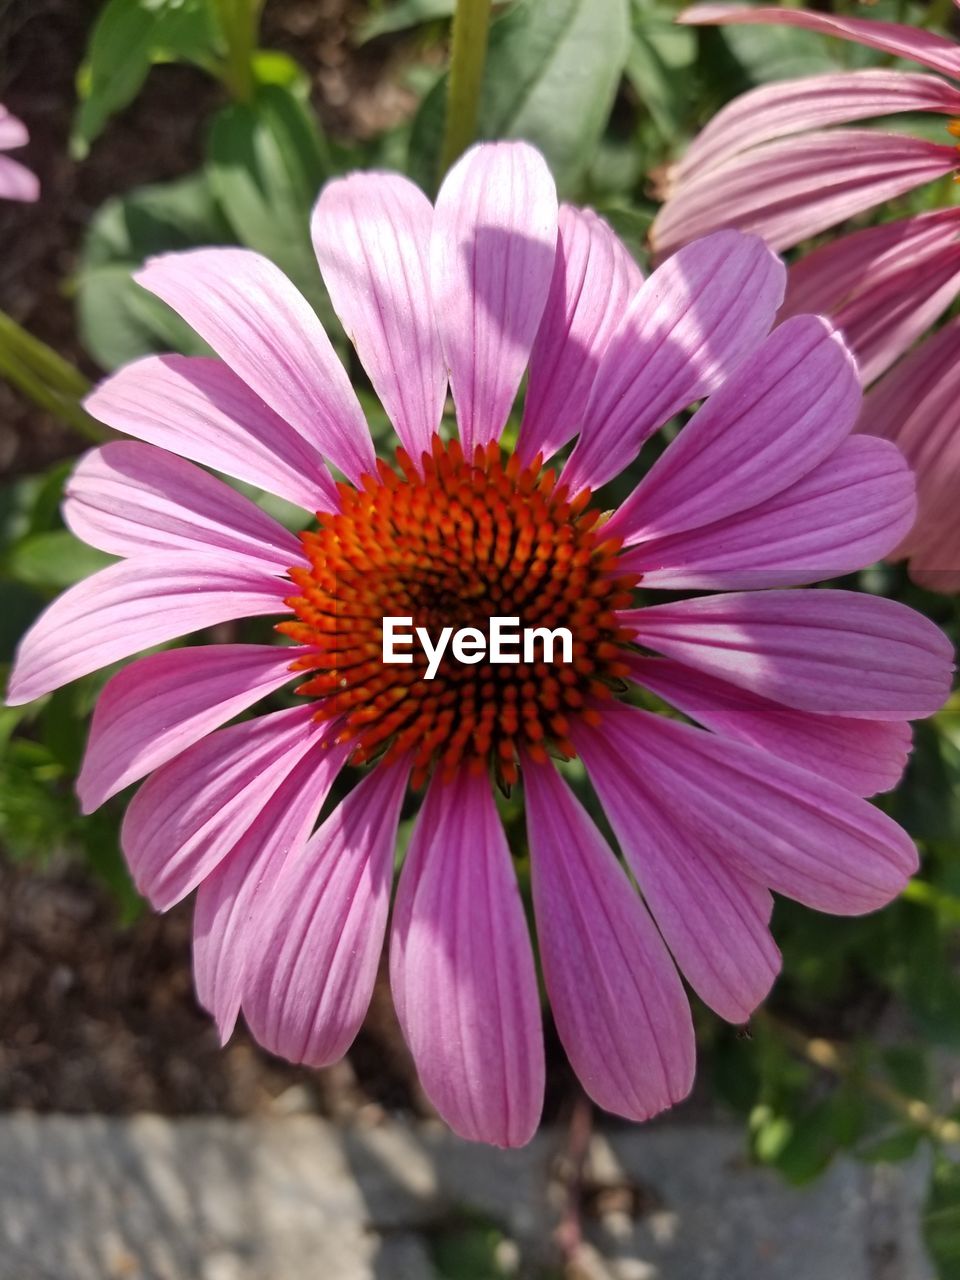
xmin=5 ymin=531 xmax=116 ymax=591
xmin=73 ymin=0 xmax=221 ymax=158
xmin=207 ymin=83 xmax=334 ymax=317
xmin=925 ymin=1157 xmax=960 ymax=1279
xmin=410 ymin=0 xmax=631 ymax=196
xmin=626 ymin=0 xmax=697 ymax=143
xmin=77 ymin=170 xmax=234 ymax=370
xmin=356 ymin=0 xmax=457 ymax=44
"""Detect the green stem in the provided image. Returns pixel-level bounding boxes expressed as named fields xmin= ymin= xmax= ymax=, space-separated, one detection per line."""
xmin=212 ymin=0 xmax=264 ymax=102
xmin=0 ymin=311 xmax=105 ymax=442
xmin=439 ymin=0 xmax=493 ymax=180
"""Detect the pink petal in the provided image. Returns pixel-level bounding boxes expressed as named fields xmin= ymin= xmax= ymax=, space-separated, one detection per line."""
xmin=136 ymin=248 xmax=375 ymax=486
xmin=193 ymin=736 xmax=353 ymax=1042
xmin=121 ymin=705 xmax=335 ymax=910
xmin=678 ymin=5 xmax=960 ymax=79
xmin=577 ymin=701 xmax=919 ymax=917
xmin=523 ymin=758 xmax=695 ymax=1117
xmin=85 ymin=354 xmax=337 ymax=513
xmin=781 ymin=211 xmax=960 ymax=386
xmin=239 ymin=759 xmax=408 ymax=1065
xmin=0 ymin=106 xmax=29 ymax=150
xmin=629 ymin=655 xmax=913 ymax=797
xmin=390 ymin=768 xmax=544 ymax=1148
xmin=676 ymin=70 xmax=960 ymax=183
xmin=63 ymin=442 xmax=301 ymax=571
xmin=606 ymin=315 xmax=860 ymax=547
xmin=78 ymin=644 xmax=299 ymax=813
xmin=5 ymin=554 xmax=288 ymax=707
xmin=652 ymin=131 xmax=958 ymax=258
xmin=312 ymin=172 xmax=446 ymax=465
xmin=0 ymin=154 xmax=38 ymax=202
xmin=618 ymin=435 xmax=916 ymax=590
xmin=562 ymin=230 xmax=785 ymax=494
xmin=621 ymin=590 xmax=953 ymax=719
xmin=861 ymin=317 xmax=960 ymax=592
xmin=430 ymin=141 xmax=558 ymax=456
xmin=574 ymin=718 xmax=780 ymax=1022
xmin=515 ymin=205 xmax=642 ymax=466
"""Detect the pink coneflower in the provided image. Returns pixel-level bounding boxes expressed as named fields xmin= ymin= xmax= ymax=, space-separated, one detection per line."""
xmin=5 ymin=141 xmax=953 ymax=1147
xmin=654 ymin=4 xmax=960 ymax=590
xmin=0 ymin=105 xmax=38 ymax=202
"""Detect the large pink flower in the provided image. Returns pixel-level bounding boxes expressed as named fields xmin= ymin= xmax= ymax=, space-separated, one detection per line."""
xmin=0 ymin=105 xmax=38 ymax=202
xmin=5 ymin=142 xmax=953 ymax=1147
xmin=654 ymin=4 xmax=960 ymax=590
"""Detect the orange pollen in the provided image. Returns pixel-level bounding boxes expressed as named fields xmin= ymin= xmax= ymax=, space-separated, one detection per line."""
xmin=279 ymin=435 xmax=638 ymax=789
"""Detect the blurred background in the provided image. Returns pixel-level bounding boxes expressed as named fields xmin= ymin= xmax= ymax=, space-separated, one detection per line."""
xmin=2 ymin=0 xmax=960 ymax=1276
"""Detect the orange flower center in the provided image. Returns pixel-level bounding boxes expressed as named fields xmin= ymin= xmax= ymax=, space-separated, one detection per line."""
xmin=280 ymin=436 xmax=637 ymax=788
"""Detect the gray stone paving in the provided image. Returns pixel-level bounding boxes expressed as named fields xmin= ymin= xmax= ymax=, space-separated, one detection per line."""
xmin=0 ymin=1114 xmax=934 ymax=1279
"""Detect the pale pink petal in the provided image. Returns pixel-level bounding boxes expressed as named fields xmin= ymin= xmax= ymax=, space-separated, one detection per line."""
xmin=239 ymin=759 xmax=408 ymax=1064
xmin=78 ymin=644 xmax=299 ymax=813
xmin=606 ymin=316 xmax=860 ymax=546
xmin=618 ymin=436 xmax=916 ymax=589
xmin=621 ymin=590 xmax=953 ymax=719
xmin=0 ymin=106 xmax=29 ymax=150
xmin=63 ymin=442 xmax=301 ymax=571
xmin=431 ymin=141 xmax=558 ymax=455
xmin=679 ymin=5 xmax=960 ymax=79
xmin=0 ymin=154 xmax=38 ymax=202
xmin=781 ymin=211 xmax=960 ymax=385
xmin=629 ymin=655 xmax=913 ymax=797
xmin=562 ymin=230 xmax=785 ymax=494
xmin=135 ymin=248 xmax=375 ymax=485
xmin=121 ymin=705 xmax=335 ymax=910
xmin=312 ymin=173 xmax=446 ymax=464
xmin=676 ymin=70 xmax=960 ymax=183
xmin=390 ymin=768 xmax=544 ymax=1147
xmin=85 ymin=355 xmax=337 ymax=512
xmin=5 ymin=554 xmax=288 ymax=707
xmin=577 ymin=701 xmax=919 ymax=917
xmin=193 ymin=737 xmax=353 ymax=1042
xmin=523 ymin=758 xmax=695 ymax=1117
xmin=515 ymin=205 xmax=642 ymax=466
xmin=653 ymin=132 xmax=958 ymax=257
xmin=574 ymin=717 xmax=780 ymax=1022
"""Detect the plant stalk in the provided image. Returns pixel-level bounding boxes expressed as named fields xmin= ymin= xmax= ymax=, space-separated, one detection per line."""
xmin=0 ymin=311 xmax=104 ymax=442
xmin=212 ymin=0 xmax=264 ymax=102
xmin=439 ymin=0 xmax=493 ymax=180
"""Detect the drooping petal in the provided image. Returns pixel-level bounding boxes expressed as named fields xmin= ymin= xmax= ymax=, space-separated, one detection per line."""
xmin=431 ymin=141 xmax=558 ymax=455
xmin=0 ymin=106 xmax=29 ymax=150
xmin=606 ymin=315 xmax=860 ymax=547
xmin=562 ymin=230 xmax=785 ymax=494
xmin=621 ymin=590 xmax=953 ymax=719
xmin=629 ymin=655 xmax=913 ymax=797
xmin=523 ymin=758 xmax=695 ymax=1117
xmin=193 ymin=736 xmax=354 ymax=1042
xmin=860 ymin=315 xmax=960 ymax=592
xmin=239 ymin=759 xmax=408 ymax=1064
xmin=577 ymin=701 xmax=919 ymax=917
xmin=653 ymin=131 xmax=958 ymax=257
xmin=63 ymin=442 xmax=301 ymax=571
xmin=515 ymin=205 xmax=642 ymax=466
xmin=85 ymin=354 xmax=337 ymax=512
xmin=781 ymin=211 xmax=960 ymax=386
xmin=0 ymin=153 xmax=38 ymax=202
xmin=312 ymin=172 xmax=446 ymax=463
xmin=5 ymin=554 xmax=288 ymax=707
xmin=618 ymin=435 xmax=916 ymax=590
xmin=136 ymin=248 xmax=375 ymax=485
xmin=678 ymin=5 xmax=960 ymax=80
xmin=675 ymin=70 xmax=960 ymax=183
xmin=574 ymin=717 xmax=781 ymax=1022
xmin=390 ymin=768 xmax=544 ymax=1147
xmin=121 ymin=705 xmax=338 ymax=910
xmin=78 ymin=645 xmax=299 ymax=813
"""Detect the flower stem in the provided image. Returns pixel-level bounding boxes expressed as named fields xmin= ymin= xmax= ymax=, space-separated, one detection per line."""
xmin=0 ymin=311 xmax=105 ymax=442
xmin=212 ymin=0 xmax=264 ymax=103
xmin=439 ymin=0 xmax=493 ymax=180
